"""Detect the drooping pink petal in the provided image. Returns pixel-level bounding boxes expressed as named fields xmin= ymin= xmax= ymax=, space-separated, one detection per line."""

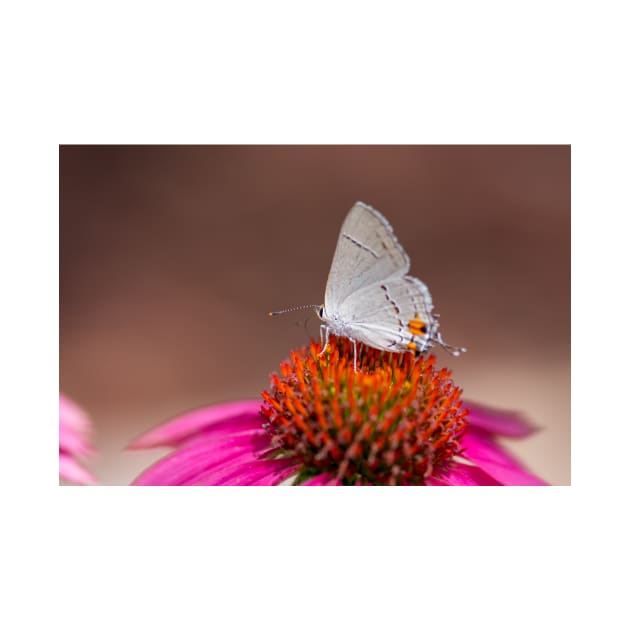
xmin=132 ymin=430 xmax=268 ymax=485
xmin=192 ymin=457 xmax=298 ymax=486
xmin=249 ymin=463 xmax=301 ymax=486
xmin=171 ymin=426 xmax=268 ymax=451
xmin=428 ymin=462 xmax=502 ymax=486
xmin=127 ymin=400 xmax=263 ymax=450
xmin=462 ymin=430 xmax=548 ymax=486
xmin=465 ymin=402 xmax=538 ymax=438
xmin=59 ymin=453 xmax=97 ymax=485
xmin=184 ymin=445 xmax=270 ymax=485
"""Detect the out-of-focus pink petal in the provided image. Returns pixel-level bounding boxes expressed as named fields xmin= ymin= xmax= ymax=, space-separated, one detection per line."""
xmin=59 ymin=424 xmax=92 ymax=457
xmin=465 ymin=402 xmax=537 ymax=438
xmin=132 ymin=430 xmax=268 ymax=486
xmin=462 ymin=430 xmax=548 ymax=486
xmin=428 ymin=462 xmax=502 ymax=486
xmin=127 ymin=400 xmax=262 ymax=450
xmin=59 ymin=393 xmax=96 ymax=484
xmin=192 ymin=457 xmax=298 ymax=486
xmin=59 ymin=393 xmax=91 ymax=433
xmin=59 ymin=393 xmax=93 ymax=456
xmin=301 ymin=473 xmax=336 ymax=485
xmin=60 ymin=453 xmax=97 ymax=485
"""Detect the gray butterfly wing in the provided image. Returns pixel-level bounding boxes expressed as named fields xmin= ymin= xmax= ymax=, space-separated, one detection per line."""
xmin=324 ymin=202 xmax=410 ymax=311
xmin=336 ymin=275 xmax=437 ymax=352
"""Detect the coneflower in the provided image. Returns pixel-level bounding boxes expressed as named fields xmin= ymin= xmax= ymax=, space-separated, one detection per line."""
xmin=129 ymin=337 xmax=546 ymax=486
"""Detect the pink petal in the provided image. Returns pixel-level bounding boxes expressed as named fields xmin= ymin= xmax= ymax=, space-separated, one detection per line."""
xmin=465 ymin=402 xmax=538 ymax=438
xmin=132 ymin=430 xmax=269 ymax=485
xmin=171 ymin=426 xmax=267 ymax=451
xmin=428 ymin=462 xmax=502 ymax=486
xmin=462 ymin=430 xmax=548 ymax=486
xmin=59 ymin=393 xmax=91 ymax=433
xmin=127 ymin=400 xmax=263 ymax=450
xmin=192 ymin=457 xmax=298 ymax=486
xmin=249 ymin=463 xmax=301 ymax=486
xmin=59 ymin=453 xmax=97 ymax=485
xmin=300 ymin=474 xmax=363 ymax=485
xmin=59 ymin=393 xmax=93 ymax=456
xmin=300 ymin=473 xmax=336 ymax=486
xmin=59 ymin=424 xmax=92 ymax=457
xmin=185 ymin=445 xmax=269 ymax=485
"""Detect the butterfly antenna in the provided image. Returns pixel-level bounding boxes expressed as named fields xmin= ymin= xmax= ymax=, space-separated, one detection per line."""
xmin=435 ymin=331 xmax=467 ymax=357
xmin=269 ymin=304 xmax=322 ymax=317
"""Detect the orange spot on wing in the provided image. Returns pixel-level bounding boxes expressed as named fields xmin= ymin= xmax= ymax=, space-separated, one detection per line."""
xmin=407 ymin=341 xmax=417 ymax=351
xmin=408 ymin=318 xmax=427 ymax=335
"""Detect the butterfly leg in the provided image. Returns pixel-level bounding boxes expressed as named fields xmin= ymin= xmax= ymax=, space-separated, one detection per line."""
xmin=318 ymin=325 xmax=330 ymax=356
xmin=352 ymin=338 xmax=357 ymax=372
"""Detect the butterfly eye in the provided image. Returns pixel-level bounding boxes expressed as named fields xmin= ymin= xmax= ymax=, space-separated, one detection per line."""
xmin=318 ymin=306 xmax=324 ymax=319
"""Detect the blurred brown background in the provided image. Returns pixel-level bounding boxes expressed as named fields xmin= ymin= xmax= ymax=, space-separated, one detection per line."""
xmin=59 ymin=145 xmax=570 ymax=485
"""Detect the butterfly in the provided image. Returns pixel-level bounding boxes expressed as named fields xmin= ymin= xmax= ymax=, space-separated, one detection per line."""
xmin=272 ymin=202 xmax=465 ymax=370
